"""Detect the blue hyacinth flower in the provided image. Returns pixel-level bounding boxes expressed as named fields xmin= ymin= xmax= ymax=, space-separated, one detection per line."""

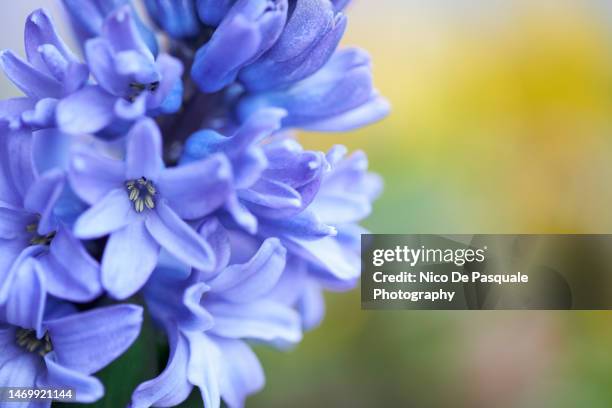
xmin=0 ymin=300 xmax=142 ymax=406
xmin=0 ymin=125 xmax=102 ymax=305
xmin=0 ymin=9 xmax=88 ymax=130
xmin=56 ymin=7 xmax=183 ymax=136
xmin=130 ymin=217 xmax=300 ymax=408
xmin=69 ymin=118 xmax=233 ymax=299
xmin=191 ymin=0 xmax=288 ymax=93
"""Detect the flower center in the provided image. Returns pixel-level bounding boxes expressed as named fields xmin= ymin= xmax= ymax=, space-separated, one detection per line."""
xmin=25 ymin=221 xmax=56 ymax=246
xmin=127 ymin=81 xmax=160 ymax=102
xmin=15 ymin=328 xmax=53 ymax=356
xmin=125 ymin=177 xmax=157 ymax=213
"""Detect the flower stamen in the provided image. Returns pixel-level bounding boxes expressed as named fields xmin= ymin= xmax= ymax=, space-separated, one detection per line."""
xmin=26 ymin=221 xmax=56 ymax=246
xmin=126 ymin=177 xmax=157 ymax=213
xmin=15 ymin=328 xmax=53 ymax=356
xmin=127 ymin=81 xmax=161 ymax=102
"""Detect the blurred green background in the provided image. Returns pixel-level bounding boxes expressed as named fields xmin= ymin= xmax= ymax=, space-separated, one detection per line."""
xmin=4 ymin=1 xmax=612 ymax=407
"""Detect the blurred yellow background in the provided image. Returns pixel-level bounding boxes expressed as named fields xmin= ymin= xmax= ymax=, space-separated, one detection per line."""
xmin=4 ymin=1 xmax=612 ymax=407
xmin=278 ymin=1 xmax=612 ymax=407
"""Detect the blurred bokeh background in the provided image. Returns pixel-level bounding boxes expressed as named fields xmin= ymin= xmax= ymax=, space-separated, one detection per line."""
xmin=4 ymin=0 xmax=612 ymax=407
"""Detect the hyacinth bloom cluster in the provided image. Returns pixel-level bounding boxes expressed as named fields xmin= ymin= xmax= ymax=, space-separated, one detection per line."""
xmin=0 ymin=0 xmax=388 ymax=406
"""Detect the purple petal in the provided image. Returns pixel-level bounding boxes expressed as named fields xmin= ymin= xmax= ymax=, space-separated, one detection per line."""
xmin=0 ymin=97 xmax=35 ymax=129
xmin=183 ymin=330 xmax=221 ymax=408
xmin=191 ymin=15 xmax=261 ymax=93
xmin=102 ymin=220 xmax=159 ymax=300
xmin=130 ymin=323 xmax=193 ymax=408
xmin=145 ymin=202 xmax=214 ymax=271
xmin=126 ymin=118 xmax=164 ymax=181
xmin=69 ymin=146 xmax=125 ymax=205
xmin=0 ymin=127 xmax=35 ymax=206
xmin=303 ymin=93 xmax=390 ymax=132
xmin=191 ymin=0 xmax=287 ymax=92
xmin=56 ymin=85 xmax=117 ymax=134
xmin=223 ymin=194 xmax=258 ymax=235
xmin=40 ymin=224 xmax=102 ymax=302
xmin=0 ymin=207 xmax=31 ymax=239
xmin=114 ymin=50 xmax=159 ymax=84
xmin=239 ymin=178 xmax=302 ymax=209
xmin=297 ymin=280 xmax=325 ymax=330
xmin=146 ymin=53 xmax=184 ymax=110
xmin=157 ymin=154 xmax=232 ymax=219
xmin=0 ymin=240 xmax=34 ymax=302
xmin=145 ymin=0 xmax=201 ymax=39
xmin=239 ymin=0 xmax=346 ymax=91
xmin=25 ymin=9 xmax=79 ymax=71
xmin=197 ymin=0 xmax=233 ymax=26
xmin=207 ymin=299 xmax=302 ymax=344
xmin=74 ymin=189 xmax=136 ymax=239
xmin=212 ymin=337 xmax=264 ymax=408
xmin=282 ymin=235 xmax=358 ymax=281
xmin=0 ymin=50 xmax=62 ymax=99
xmin=145 ymin=273 xmax=213 ymax=332
xmin=21 ymin=98 xmax=59 ymax=129
xmin=4 ymin=258 xmax=46 ymax=337
xmin=41 ymin=357 xmax=104 ymax=403
xmin=310 ymin=194 xmax=371 ymax=225
xmin=208 ymin=238 xmax=286 ymax=303
xmin=24 ymin=169 xmax=65 ymax=235
xmin=0 ymin=342 xmax=41 ymax=388
xmin=103 ymin=7 xmax=154 ymax=58
xmin=198 ymin=217 xmax=231 ymax=273
xmin=85 ymin=38 xmax=129 ymax=96
xmin=259 ymin=209 xmax=336 ymax=238
xmin=114 ymin=93 xmax=147 ymax=121
xmin=45 ymin=304 xmax=143 ymax=375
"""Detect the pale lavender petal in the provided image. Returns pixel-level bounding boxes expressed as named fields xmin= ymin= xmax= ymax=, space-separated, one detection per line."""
xmin=0 ymin=207 xmax=31 ymax=239
xmin=125 ymin=118 xmax=164 ymax=181
xmin=40 ymin=225 xmax=102 ymax=302
xmin=0 ymin=127 xmax=35 ymax=206
xmin=303 ymin=94 xmax=390 ymax=132
xmin=145 ymin=202 xmax=214 ymax=271
xmin=198 ymin=217 xmax=230 ymax=273
xmin=102 ymin=220 xmax=159 ymax=300
xmin=224 ymin=194 xmax=257 ymax=235
xmin=24 ymin=169 xmax=65 ymax=235
xmin=0 ymin=97 xmax=35 ymax=129
xmin=4 ymin=258 xmax=46 ymax=337
xmin=297 ymin=280 xmax=325 ymax=330
xmin=56 ymin=85 xmax=117 ymax=134
xmin=212 ymin=337 xmax=264 ymax=408
xmin=239 ymin=178 xmax=301 ymax=211
xmin=0 ymin=245 xmax=42 ymax=304
xmin=69 ymin=146 xmax=125 ymax=205
xmin=103 ymin=7 xmax=154 ymax=58
xmin=74 ymin=189 xmax=136 ymax=239
xmin=25 ymin=9 xmax=79 ymax=71
xmin=281 ymin=235 xmax=357 ymax=281
xmin=41 ymin=357 xmax=104 ymax=403
xmin=0 ymin=50 xmax=62 ymax=99
xmin=0 ymin=345 xmax=41 ymax=388
xmin=184 ymin=330 xmax=221 ymax=408
xmin=21 ymin=98 xmax=58 ymax=129
xmin=45 ymin=304 xmax=143 ymax=375
xmin=157 ymin=154 xmax=231 ymax=219
xmin=129 ymin=323 xmax=193 ymax=408
xmin=207 ymin=299 xmax=302 ymax=344
xmin=146 ymin=53 xmax=184 ymax=109
xmin=85 ymin=38 xmax=128 ymax=96
xmin=208 ymin=238 xmax=286 ymax=303
xmin=114 ymin=93 xmax=147 ymax=121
